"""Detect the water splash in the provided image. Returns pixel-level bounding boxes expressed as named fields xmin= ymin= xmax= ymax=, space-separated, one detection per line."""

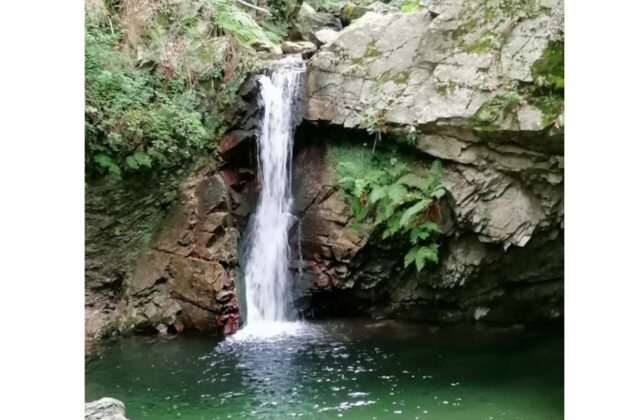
xmin=237 ymin=55 xmax=305 ymax=339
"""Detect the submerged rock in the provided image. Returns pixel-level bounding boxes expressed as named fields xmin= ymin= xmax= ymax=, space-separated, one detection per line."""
xmin=85 ymin=398 xmax=128 ymax=420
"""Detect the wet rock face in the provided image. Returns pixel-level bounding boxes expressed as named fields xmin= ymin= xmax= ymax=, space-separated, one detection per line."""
xmin=85 ymin=174 xmax=183 ymax=354
xmin=85 ymin=398 xmax=128 ymax=420
xmin=288 ymin=125 xmax=563 ymax=323
xmin=85 ymin=166 xmax=253 ymax=353
xmin=85 ymin=75 xmax=262 ymax=353
xmin=110 ymin=167 xmax=247 ymax=337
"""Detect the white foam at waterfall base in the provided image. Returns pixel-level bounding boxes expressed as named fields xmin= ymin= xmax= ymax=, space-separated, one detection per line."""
xmin=235 ymin=55 xmax=305 ymax=340
xmin=232 ymin=320 xmax=307 ymax=341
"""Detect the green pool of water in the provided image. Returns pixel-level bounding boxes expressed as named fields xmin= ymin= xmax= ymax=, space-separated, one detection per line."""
xmin=85 ymin=320 xmax=563 ymax=419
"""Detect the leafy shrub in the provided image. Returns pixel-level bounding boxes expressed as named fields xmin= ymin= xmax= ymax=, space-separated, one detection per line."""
xmin=85 ymin=0 xmax=272 ymax=179
xmin=212 ymin=0 xmax=283 ymax=45
xmin=531 ymin=40 xmax=564 ymax=91
xmin=85 ymin=26 xmax=212 ymax=178
xmin=330 ymin=144 xmax=445 ymax=273
xmin=266 ymin=0 xmax=304 ymax=22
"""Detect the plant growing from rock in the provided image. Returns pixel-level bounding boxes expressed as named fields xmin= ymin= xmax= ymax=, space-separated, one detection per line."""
xmin=332 ymin=145 xmax=445 ymax=273
xmin=360 ymin=109 xmax=387 ymax=155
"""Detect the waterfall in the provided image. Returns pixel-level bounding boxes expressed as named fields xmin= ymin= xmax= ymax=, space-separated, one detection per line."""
xmin=236 ymin=56 xmax=305 ymax=339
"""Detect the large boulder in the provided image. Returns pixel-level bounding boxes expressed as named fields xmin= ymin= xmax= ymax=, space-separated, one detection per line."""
xmin=308 ymin=1 xmax=564 ymax=134
xmin=340 ymin=1 xmax=398 ymax=26
xmin=85 ymin=398 xmax=128 ymax=420
xmin=289 ymin=3 xmax=342 ymax=45
xmin=314 ymin=28 xmax=341 ymax=45
xmin=281 ymin=40 xmax=318 ymax=56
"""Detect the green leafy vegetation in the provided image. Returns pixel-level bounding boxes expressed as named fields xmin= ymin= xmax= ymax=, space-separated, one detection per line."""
xmin=266 ymin=0 xmax=303 ymax=22
xmin=531 ymin=40 xmax=564 ymax=90
xmin=86 ymin=26 xmax=212 ymax=177
xmin=528 ymin=40 xmax=564 ymax=126
xmin=329 ymin=144 xmax=445 ymax=273
xmin=400 ymin=0 xmax=422 ymax=13
xmin=85 ymin=0 xmax=291 ymax=180
xmin=364 ymin=40 xmax=382 ymax=58
xmin=214 ymin=0 xmax=283 ymax=45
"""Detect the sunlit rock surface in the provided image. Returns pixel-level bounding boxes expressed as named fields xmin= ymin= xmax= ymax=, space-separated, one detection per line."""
xmin=85 ymin=398 xmax=128 ymax=420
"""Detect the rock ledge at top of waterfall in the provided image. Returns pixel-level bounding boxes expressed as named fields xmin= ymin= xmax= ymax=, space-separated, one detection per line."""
xmin=85 ymin=397 xmax=129 ymax=420
xmin=306 ymin=0 xmax=564 ymax=135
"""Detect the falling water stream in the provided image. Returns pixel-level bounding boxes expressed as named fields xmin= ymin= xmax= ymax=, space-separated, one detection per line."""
xmin=236 ymin=55 xmax=305 ymax=338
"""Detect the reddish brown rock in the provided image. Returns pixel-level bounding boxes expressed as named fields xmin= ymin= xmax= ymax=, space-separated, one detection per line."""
xmin=101 ymin=165 xmax=244 ymax=341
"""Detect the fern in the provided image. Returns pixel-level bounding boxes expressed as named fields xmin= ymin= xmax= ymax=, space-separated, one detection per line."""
xmin=387 ymin=183 xmax=409 ymax=203
xmin=212 ymin=0 xmax=279 ymax=46
xmin=399 ymin=173 xmax=429 ymax=190
xmin=399 ymin=199 xmax=431 ymax=228
xmin=330 ymin=143 xmax=445 ymax=273
xmin=369 ymin=185 xmax=388 ymax=204
xmin=125 ymin=151 xmax=153 ymax=170
xmin=404 ymin=244 xmax=439 ymax=272
xmin=409 ymin=222 xmax=440 ymax=243
xmin=94 ymin=154 xmax=121 ymax=177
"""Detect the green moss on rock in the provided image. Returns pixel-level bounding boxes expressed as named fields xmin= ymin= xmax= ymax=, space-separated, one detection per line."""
xmin=473 ymin=91 xmax=522 ymax=130
xmin=435 ymin=81 xmax=457 ymax=96
xmin=530 ymin=94 xmax=564 ymax=127
xmin=364 ymin=40 xmax=382 ymax=58
xmin=393 ymin=71 xmax=410 ymax=85
xmin=531 ymin=40 xmax=564 ymax=90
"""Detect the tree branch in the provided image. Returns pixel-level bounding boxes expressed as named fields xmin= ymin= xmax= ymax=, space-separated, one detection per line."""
xmin=235 ymin=0 xmax=271 ymax=15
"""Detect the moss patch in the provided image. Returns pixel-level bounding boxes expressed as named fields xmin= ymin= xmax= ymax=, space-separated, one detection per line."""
xmin=364 ymin=40 xmax=382 ymax=58
xmin=393 ymin=71 xmax=410 ymax=85
xmin=530 ymin=94 xmax=564 ymax=127
xmin=462 ymin=37 xmax=494 ymax=53
xmin=400 ymin=0 xmax=422 ymax=13
xmin=473 ymin=91 xmax=522 ymax=130
xmin=435 ymin=81 xmax=458 ymax=96
xmin=531 ymin=40 xmax=564 ymax=90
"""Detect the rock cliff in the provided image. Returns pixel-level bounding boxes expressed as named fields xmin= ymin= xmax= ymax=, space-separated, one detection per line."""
xmin=290 ymin=0 xmax=564 ymax=322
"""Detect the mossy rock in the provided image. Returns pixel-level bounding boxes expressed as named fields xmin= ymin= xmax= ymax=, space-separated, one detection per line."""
xmin=531 ymin=40 xmax=564 ymax=90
